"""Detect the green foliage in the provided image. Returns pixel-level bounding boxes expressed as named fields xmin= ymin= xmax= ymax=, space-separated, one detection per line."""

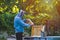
xmin=0 ymin=12 xmax=16 ymax=35
xmin=24 ymin=27 xmax=31 ymax=36
xmin=0 ymin=0 xmax=60 ymax=36
xmin=0 ymin=0 xmax=20 ymax=13
xmin=0 ymin=37 xmax=6 ymax=40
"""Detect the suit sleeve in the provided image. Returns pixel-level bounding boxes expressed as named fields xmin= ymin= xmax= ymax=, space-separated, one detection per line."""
xmin=17 ymin=18 xmax=30 ymax=27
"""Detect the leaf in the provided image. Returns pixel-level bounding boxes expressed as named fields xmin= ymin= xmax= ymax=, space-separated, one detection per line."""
xmin=23 ymin=0 xmax=27 ymax=2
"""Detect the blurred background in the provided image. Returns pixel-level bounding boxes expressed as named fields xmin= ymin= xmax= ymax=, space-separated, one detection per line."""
xmin=0 ymin=0 xmax=60 ymax=40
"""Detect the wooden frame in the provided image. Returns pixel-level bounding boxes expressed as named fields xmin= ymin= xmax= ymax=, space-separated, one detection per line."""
xmin=31 ymin=25 xmax=43 ymax=37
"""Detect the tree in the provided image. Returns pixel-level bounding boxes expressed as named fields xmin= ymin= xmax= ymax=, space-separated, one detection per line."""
xmin=0 ymin=0 xmax=60 ymax=36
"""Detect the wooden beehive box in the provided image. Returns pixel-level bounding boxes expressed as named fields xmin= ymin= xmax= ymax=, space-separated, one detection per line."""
xmin=31 ymin=25 xmax=43 ymax=37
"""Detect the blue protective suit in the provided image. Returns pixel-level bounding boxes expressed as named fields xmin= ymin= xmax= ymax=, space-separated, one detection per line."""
xmin=14 ymin=10 xmax=30 ymax=33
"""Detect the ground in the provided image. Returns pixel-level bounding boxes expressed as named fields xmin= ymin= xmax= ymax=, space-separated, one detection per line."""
xmin=7 ymin=38 xmax=16 ymax=40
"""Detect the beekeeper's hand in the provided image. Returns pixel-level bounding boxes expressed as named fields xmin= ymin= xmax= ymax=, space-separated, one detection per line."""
xmin=26 ymin=19 xmax=34 ymax=26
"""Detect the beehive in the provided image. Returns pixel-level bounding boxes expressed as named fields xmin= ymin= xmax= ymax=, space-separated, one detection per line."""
xmin=31 ymin=25 xmax=43 ymax=37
